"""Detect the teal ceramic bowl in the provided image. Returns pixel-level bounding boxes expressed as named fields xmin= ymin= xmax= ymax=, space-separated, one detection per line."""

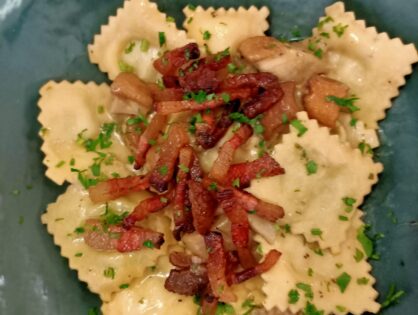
xmin=0 ymin=0 xmax=417 ymax=314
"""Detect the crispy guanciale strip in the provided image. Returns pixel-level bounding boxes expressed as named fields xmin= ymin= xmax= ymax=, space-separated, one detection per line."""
xmin=220 ymin=72 xmax=280 ymax=91
xmin=201 ymin=295 xmax=218 ymax=315
xmin=217 ymin=190 xmax=256 ymax=268
xmin=123 ymin=194 xmax=170 ymax=228
xmin=88 ymin=175 xmax=150 ymax=203
xmin=111 ymin=73 xmax=153 ymax=108
xmin=225 ymin=154 xmax=285 ymax=188
xmin=202 ymin=178 xmax=284 ymax=222
xmin=173 ymin=146 xmax=195 ymax=239
xmin=169 ymin=251 xmax=193 ymax=268
xmin=303 ymin=75 xmax=349 ymax=128
xmin=164 ymin=267 xmax=209 ymax=296
xmin=155 ymin=89 xmax=254 ymax=115
xmin=147 ymin=83 xmax=184 ymax=102
xmin=149 ymin=123 xmax=189 ymax=192
xmin=134 ymin=114 xmax=167 ymax=169
xmin=204 ymin=232 xmax=237 ymax=302
xmin=83 ymin=219 xmax=164 ymax=252
xmin=232 ymin=249 xmax=281 ymax=284
xmin=262 ymin=81 xmax=299 ymax=140
xmin=209 ymin=124 xmax=253 ymax=182
xmin=188 ymin=180 xmax=217 ymax=235
xmin=242 ymin=87 xmax=284 ymax=118
xmin=154 ymin=43 xmax=200 ymax=76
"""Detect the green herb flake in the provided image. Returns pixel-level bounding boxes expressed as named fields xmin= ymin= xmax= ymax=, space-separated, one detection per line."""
xmin=101 ymin=205 xmax=129 ymax=226
xmin=296 ymin=282 xmax=313 ymax=300
xmin=336 ymin=272 xmax=351 ymax=293
xmin=128 ymin=156 xmax=135 ymax=164
xmin=320 ymin=32 xmax=330 ymax=38
xmin=119 ymin=283 xmax=129 ymax=289
xmin=208 ymin=182 xmax=218 ymax=191
xmin=357 ymin=226 xmax=373 ymax=257
xmin=178 ymin=164 xmax=190 ymax=173
xmin=69 ymin=158 xmax=76 ymax=166
xmin=111 ymin=172 xmax=120 ymax=178
xmin=358 ymin=141 xmax=373 ymax=155
xmin=159 ymin=165 xmax=168 ymax=176
xmin=307 ymin=41 xmax=323 ymax=59
xmin=232 ymin=178 xmax=240 ymax=188
xmin=290 ymin=119 xmax=308 ymax=137
xmin=187 ymin=17 xmax=193 ymax=24
xmin=74 ymin=252 xmax=83 ymax=257
xmin=140 ymin=39 xmax=150 ymax=52
xmin=227 ymin=63 xmax=239 ymax=74
xmin=158 ymin=32 xmax=166 ymax=47
xmin=282 ymin=113 xmax=289 ymax=124
xmin=284 ymin=224 xmax=291 ymax=233
xmin=313 ymin=248 xmax=324 ymax=256
xmin=306 ymin=160 xmax=318 ymax=175
xmin=74 ymin=227 xmax=85 ymax=234
xmin=215 ymin=302 xmax=235 ymax=315
xmin=55 ymin=160 xmax=65 ymax=168
xmin=349 ymin=117 xmax=358 ymax=127
xmin=357 ymin=277 xmax=369 ymax=285
xmin=354 ymin=248 xmax=364 ymax=262
xmin=124 ymin=41 xmax=136 ymax=54
xmin=317 ymin=16 xmax=334 ymax=30
xmin=214 ymin=47 xmax=230 ymax=62
xmin=304 ymin=302 xmax=324 ymax=315
xmin=336 ymin=305 xmax=346 ymax=312
xmin=247 ymin=209 xmax=256 ymax=215
xmin=326 ymin=95 xmax=360 ymax=113
xmin=187 ymin=4 xmax=196 ymax=11
xmin=387 ymin=209 xmax=398 ymax=224
xmin=127 ymin=115 xmax=148 ymax=126
xmin=308 ymin=268 xmax=314 ymax=277
xmin=97 ymin=105 xmax=105 ymax=114
xmin=333 ymin=23 xmax=349 ymax=37
xmin=256 ymin=244 xmax=263 ymax=255
xmin=381 ymin=284 xmax=405 ymax=309
xmin=160 ymin=197 xmax=169 ymax=204
xmin=202 ymin=30 xmax=211 ymax=40
xmin=342 ymin=196 xmax=356 ymax=207
xmin=88 ymin=307 xmax=100 ymax=315
xmin=241 ymin=298 xmax=256 ymax=315
xmin=103 ymin=267 xmax=116 ymax=279
xmin=339 ymin=215 xmax=349 ymax=221
xmin=311 ymin=228 xmax=322 ymax=237
xmin=288 ymin=289 xmax=300 ymax=304
xmin=143 ymin=240 xmax=154 ymax=248
xmin=229 ymin=112 xmax=264 ymax=135
xmin=118 ymin=60 xmax=134 ymax=73
xmin=90 ymin=163 xmax=101 ymax=177
xmin=166 ymin=16 xmax=175 ymax=23
xmin=221 ymin=92 xmax=230 ymax=103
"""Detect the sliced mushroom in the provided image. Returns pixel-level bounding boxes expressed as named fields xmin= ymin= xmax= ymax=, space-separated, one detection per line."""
xmin=238 ymin=36 xmax=327 ymax=84
xmin=303 ymin=74 xmax=349 ymax=128
xmin=111 ymin=72 xmax=153 ymax=109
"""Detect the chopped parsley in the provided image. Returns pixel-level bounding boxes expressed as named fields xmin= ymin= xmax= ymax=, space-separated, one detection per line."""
xmin=187 ymin=17 xmax=193 ymax=24
xmin=296 ymin=282 xmax=313 ymax=300
xmin=214 ymin=47 xmax=230 ymax=62
xmin=256 ymin=244 xmax=263 ymax=255
xmin=81 ymin=123 xmax=116 ymax=152
xmin=317 ymin=16 xmax=334 ymax=30
xmin=284 ymin=224 xmax=292 ymax=233
xmin=101 ymin=204 xmax=128 ymax=226
xmin=247 ymin=210 xmax=256 ymax=215
xmin=306 ymin=160 xmax=318 ymax=175
xmin=358 ymin=141 xmax=373 ymax=155
xmin=336 ymin=305 xmax=346 ymax=312
xmin=308 ymin=268 xmax=314 ymax=277
xmin=188 ymin=112 xmax=203 ymax=134
xmin=349 ymin=117 xmax=358 ymax=127
xmin=74 ymin=227 xmax=85 ymax=234
xmin=128 ymin=156 xmax=135 ymax=164
xmin=124 ymin=41 xmax=136 ymax=54
xmin=183 ymin=90 xmax=214 ymax=104
xmin=313 ymin=248 xmax=324 ymax=256
xmin=159 ymin=165 xmax=168 ymax=176
xmin=307 ymin=40 xmax=323 ymax=58
xmin=55 ymin=160 xmax=65 ymax=168
xmin=339 ymin=215 xmax=349 ymax=221
xmin=229 ymin=112 xmax=264 ymax=135
xmin=232 ymin=178 xmax=240 ymax=188
xmin=202 ymin=30 xmax=211 ymax=40
xmin=320 ymin=32 xmax=330 ymax=38
xmin=257 ymin=140 xmax=266 ymax=158
xmin=357 ymin=277 xmax=369 ymax=285
xmin=187 ymin=4 xmax=196 ymax=11
xmin=215 ymin=302 xmax=235 ymax=315
xmin=241 ymin=298 xmax=256 ymax=315
xmin=357 ymin=226 xmax=373 ymax=257
xmin=326 ymin=95 xmax=360 ymax=113
xmin=74 ymin=252 xmax=83 ymax=257
xmin=103 ymin=267 xmax=116 ymax=279
xmin=88 ymin=307 xmax=100 ymax=315
xmin=311 ymin=228 xmax=322 ymax=237
xmin=282 ymin=113 xmax=289 ymax=124
xmin=221 ymin=92 xmax=230 ymax=103
xmin=304 ymin=302 xmax=324 ymax=315
xmin=354 ymin=248 xmax=364 ymax=262
xmin=178 ymin=164 xmax=190 ymax=173
xmin=143 ymin=240 xmax=154 ymax=248
xmin=227 ymin=63 xmax=241 ymax=74
xmin=342 ymin=196 xmax=356 ymax=212
xmin=208 ymin=182 xmax=218 ymax=191
xmin=119 ymin=283 xmax=129 ymax=289
xmin=166 ymin=16 xmax=175 ymax=23
xmin=381 ymin=284 xmax=405 ymax=309
xmin=158 ymin=32 xmax=166 ymax=47
xmin=290 ymin=119 xmax=308 ymax=136
xmin=336 ymin=272 xmax=351 ymax=293
xmin=97 ymin=105 xmax=105 ymax=114
xmin=127 ymin=115 xmax=148 ymax=126
xmin=288 ymin=289 xmax=300 ymax=304
xmin=140 ymin=39 xmax=150 ymax=52
xmin=333 ymin=23 xmax=348 ymax=37
xmin=160 ymin=197 xmax=168 ymax=204
xmin=118 ymin=60 xmax=134 ymax=73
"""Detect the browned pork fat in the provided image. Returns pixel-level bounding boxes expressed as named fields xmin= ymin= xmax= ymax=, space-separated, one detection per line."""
xmin=111 ymin=73 xmax=153 ymax=109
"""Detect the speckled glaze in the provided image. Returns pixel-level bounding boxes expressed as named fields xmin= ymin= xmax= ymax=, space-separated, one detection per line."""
xmin=0 ymin=0 xmax=417 ymax=314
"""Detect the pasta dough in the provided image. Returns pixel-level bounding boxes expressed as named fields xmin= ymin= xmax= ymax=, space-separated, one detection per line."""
xmin=183 ymin=5 xmax=269 ymax=53
xmin=41 ymin=184 xmax=171 ymax=301
xmin=88 ymin=0 xmax=191 ymax=81
xmin=38 ymin=81 xmax=132 ymax=185
xmin=260 ymin=211 xmax=380 ymax=315
xmin=247 ymin=112 xmax=382 ymax=251
xmin=313 ymin=2 xmax=418 ymax=129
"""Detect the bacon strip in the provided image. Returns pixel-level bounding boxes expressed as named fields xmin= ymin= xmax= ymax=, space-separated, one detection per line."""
xmin=88 ymin=175 xmax=150 ymax=203
xmin=84 ymin=219 xmax=164 ymax=253
xmin=153 ymin=43 xmax=200 ymax=76
xmin=134 ymin=114 xmax=167 ymax=169
xmin=209 ymin=124 xmax=253 ymax=182
xmin=242 ymin=87 xmax=284 ymax=118
xmin=261 ymin=82 xmax=299 ymax=140
xmin=111 ymin=73 xmax=153 ymax=108
xmin=188 ymin=180 xmax=217 ymax=235
xmin=217 ymin=190 xmax=256 ymax=268
xmin=204 ymin=232 xmax=237 ymax=302
xmin=173 ymin=146 xmax=195 ymax=239
xmin=147 ymin=84 xmax=184 ymax=102
xmin=232 ymin=249 xmax=281 ymax=284
xmin=155 ymin=89 xmax=254 ymax=115
xmin=225 ymin=154 xmax=285 ymax=188
xmin=149 ymin=123 xmax=189 ymax=192
xmin=220 ymin=72 xmax=280 ymax=90
xmin=201 ymin=295 xmax=218 ymax=315
xmin=123 ymin=194 xmax=170 ymax=228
